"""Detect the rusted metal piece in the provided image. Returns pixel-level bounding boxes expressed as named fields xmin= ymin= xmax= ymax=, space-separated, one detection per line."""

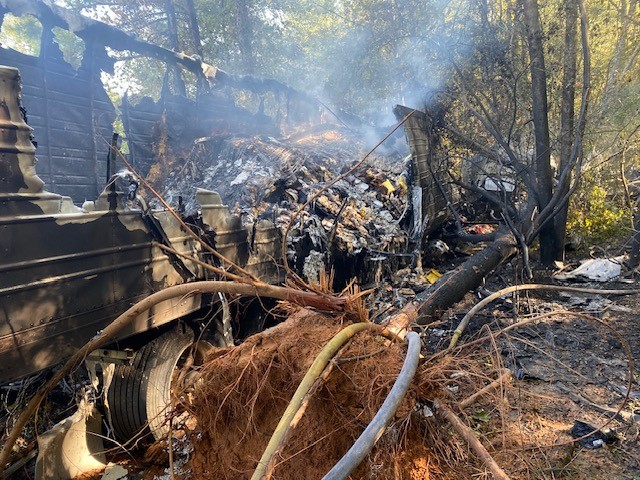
xmin=0 ymin=66 xmax=44 ymax=194
xmin=393 ymin=105 xmax=449 ymax=236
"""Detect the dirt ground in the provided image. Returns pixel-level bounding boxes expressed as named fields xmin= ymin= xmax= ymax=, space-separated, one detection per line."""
xmin=429 ymin=266 xmax=640 ymax=480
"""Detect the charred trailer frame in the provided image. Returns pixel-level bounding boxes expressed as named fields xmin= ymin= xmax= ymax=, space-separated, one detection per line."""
xmin=0 ymin=66 xmax=280 ymax=387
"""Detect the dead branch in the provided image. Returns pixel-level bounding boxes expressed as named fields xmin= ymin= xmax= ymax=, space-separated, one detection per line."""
xmin=450 ymin=62 xmax=534 ymax=193
xmin=429 ymin=308 xmax=634 ymax=452
xmin=436 ymin=402 xmax=511 ymax=480
xmin=446 ymin=163 xmax=518 ymax=219
xmin=429 ymin=156 xmax=497 ymax=244
xmin=415 ymin=231 xmax=518 ymax=323
xmin=383 ymin=232 xmax=517 ymax=333
xmin=443 ymin=122 xmax=503 ymax=163
xmin=459 ymin=368 xmax=512 ymax=409
xmin=154 ymin=242 xmax=248 ymax=283
xmin=385 ymin=302 xmax=420 ymax=332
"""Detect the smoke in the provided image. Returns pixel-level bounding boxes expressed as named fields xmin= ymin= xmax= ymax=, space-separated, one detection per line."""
xmin=306 ymin=0 xmax=478 ymax=128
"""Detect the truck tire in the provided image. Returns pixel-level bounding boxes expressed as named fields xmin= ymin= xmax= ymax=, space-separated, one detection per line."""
xmin=107 ymin=325 xmax=211 ymax=443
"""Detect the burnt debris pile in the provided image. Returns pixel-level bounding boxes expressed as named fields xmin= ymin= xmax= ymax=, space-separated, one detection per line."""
xmin=151 ymin=126 xmax=417 ymax=288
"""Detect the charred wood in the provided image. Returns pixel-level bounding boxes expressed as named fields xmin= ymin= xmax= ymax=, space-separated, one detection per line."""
xmin=414 ymin=230 xmax=517 ymax=322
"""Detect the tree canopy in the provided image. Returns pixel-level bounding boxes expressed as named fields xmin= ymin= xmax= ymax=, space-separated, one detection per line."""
xmin=2 ymin=0 xmax=640 ymax=258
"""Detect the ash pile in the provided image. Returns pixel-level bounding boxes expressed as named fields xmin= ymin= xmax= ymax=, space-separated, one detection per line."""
xmin=153 ymin=126 xmax=424 ymax=289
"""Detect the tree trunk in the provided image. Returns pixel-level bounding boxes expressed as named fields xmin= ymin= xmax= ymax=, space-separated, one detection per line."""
xmin=415 ymin=230 xmax=517 ymax=322
xmin=236 ymin=0 xmax=255 ymax=74
xmin=184 ymin=0 xmax=206 ymax=97
xmin=602 ymin=0 xmax=634 ymax=109
xmin=185 ymin=0 xmax=204 ymax=59
xmin=552 ymin=0 xmax=578 ymax=262
xmin=164 ymin=0 xmax=186 ymax=96
xmin=523 ymin=0 xmax=557 ymax=266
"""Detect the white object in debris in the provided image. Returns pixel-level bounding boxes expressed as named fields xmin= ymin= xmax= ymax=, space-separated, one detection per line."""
xmin=554 ymin=256 xmax=624 ymax=282
xmin=35 ymin=399 xmax=106 ymax=479
xmin=303 ymin=250 xmax=325 ymax=284
xmin=101 ymin=464 xmax=129 ymax=480
xmin=484 ymin=177 xmax=515 ymax=192
xmin=230 ymin=169 xmax=250 ymax=186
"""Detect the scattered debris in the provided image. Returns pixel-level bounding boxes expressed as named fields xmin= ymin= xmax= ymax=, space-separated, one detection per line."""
xmin=569 ymin=420 xmax=618 ymax=449
xmin=554 ymin=257 xmax=625 ymax=282
xmin=0 ymin=3 xmax=637 ymax=479
xmin=154 ymin=129 xmax=416 ymax=288
xmin=100 ymin=463 xmax=129 ymax=480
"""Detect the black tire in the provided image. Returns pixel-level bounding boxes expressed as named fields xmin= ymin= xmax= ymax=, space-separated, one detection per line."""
xmin=107 ymin=326 xmax=197 ymax=443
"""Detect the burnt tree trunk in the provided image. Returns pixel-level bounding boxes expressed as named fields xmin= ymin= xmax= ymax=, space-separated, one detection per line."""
xmin=523 ymin=0 xmax=557 ymax=266
xmin=164 ymin=0 xmax=186 ymax=96
xmin=553 ymin=0 xmax=578 ymax=262
xmin=185 ymin=0 xmax=204 ymax=59
xmin=184 ymin=0 xmax=206 ymax=97
xmin=415 ymin=231 xmax=517 ymax=322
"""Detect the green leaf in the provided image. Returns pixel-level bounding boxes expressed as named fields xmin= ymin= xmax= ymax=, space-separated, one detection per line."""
xmin=471 ymin=410 xmax=491 ymax=423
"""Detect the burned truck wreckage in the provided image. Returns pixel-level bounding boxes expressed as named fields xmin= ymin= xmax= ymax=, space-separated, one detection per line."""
xmin=0 ymin=1 xmax=529 ymax=478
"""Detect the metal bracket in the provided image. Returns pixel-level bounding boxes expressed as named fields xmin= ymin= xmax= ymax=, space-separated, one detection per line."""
xmin=85 ymin=348 xmax=134 ymax=365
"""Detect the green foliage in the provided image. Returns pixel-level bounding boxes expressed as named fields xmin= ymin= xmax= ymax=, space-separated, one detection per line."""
xmin=0 ymin=14 xmax=42 ymax=56
xmin=52 ymin=28 xmax=85 ymax=69
xmin=567 ymin=183 xmax=630 ymax=244
xmin=102 ymin=57 xmax=166 ymax=102
xmin=471 ymin=409 xmax=491 ymax=423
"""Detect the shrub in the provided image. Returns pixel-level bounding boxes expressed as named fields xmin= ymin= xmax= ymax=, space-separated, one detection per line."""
xmin=566 ymin=184 xmax=629 ymax=245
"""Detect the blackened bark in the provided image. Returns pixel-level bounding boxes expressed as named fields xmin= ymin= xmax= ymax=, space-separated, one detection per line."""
xmin=553 ymin=0 xmax=578 ymax=262
xmin=185 ymin=0 xmax=204 ymax=59
xmin=184 ymin=0 xmax=206 ymax=97
xmin=523 ymin=0 xmax=557 ymax=265
xmin=415 ymin=231 xmax=517 ymax=322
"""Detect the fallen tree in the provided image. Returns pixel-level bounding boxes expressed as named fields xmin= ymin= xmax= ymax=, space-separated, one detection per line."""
xmin=414 ymin=230 xmax=517 ymax=322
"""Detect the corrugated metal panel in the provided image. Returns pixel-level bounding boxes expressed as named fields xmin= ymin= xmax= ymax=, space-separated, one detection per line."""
xmin=0 ymin=43 xmax=115 ymax=202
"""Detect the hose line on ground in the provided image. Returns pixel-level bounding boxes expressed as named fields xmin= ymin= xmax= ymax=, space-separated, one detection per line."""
xmin=449 ymin=283 xmax=640 ymax=349
xmin=251 ymin=322 xmax=398 ymax=480
xmin=322 ymin=331 xmax=421 ymax=480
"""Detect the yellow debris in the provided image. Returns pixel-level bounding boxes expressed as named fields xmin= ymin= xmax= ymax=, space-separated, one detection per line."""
xmin=397 ymin=175 xmax=408 ymax=192
xmin=381 ymin=179 xmax=396 ymax=195
xmin=425 ymin=268 xmax=442 ymax=284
